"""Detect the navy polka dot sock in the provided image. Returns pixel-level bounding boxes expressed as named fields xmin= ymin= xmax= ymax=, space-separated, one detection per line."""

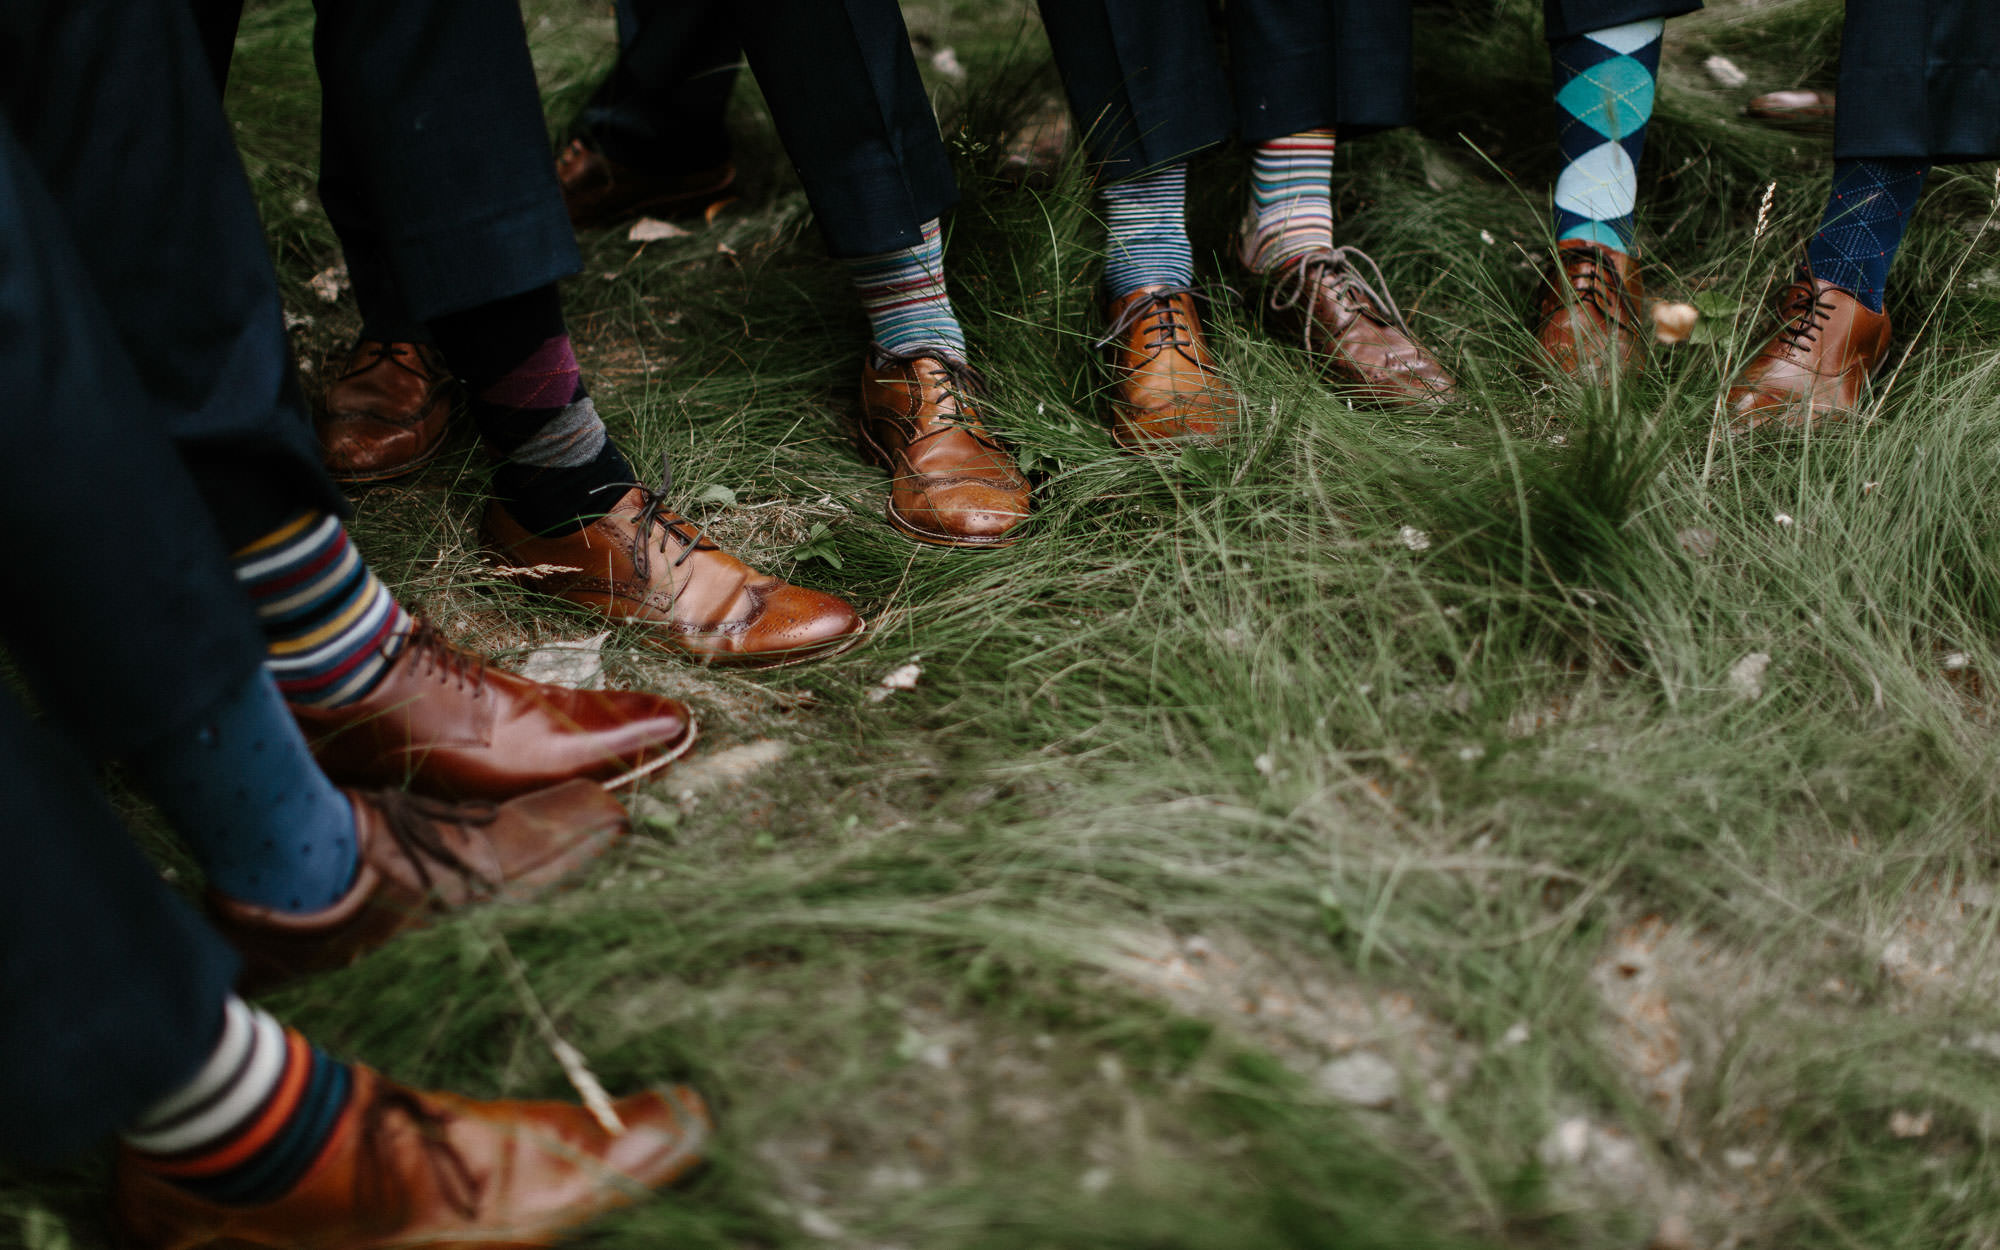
xmin=1806 ymin=158 xmax=1929 ymax=312
xmin=127 ymin=667 xmax=357 ymax=913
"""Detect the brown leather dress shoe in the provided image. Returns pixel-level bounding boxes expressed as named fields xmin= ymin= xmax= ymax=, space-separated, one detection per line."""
xmin=115 ymin=1064 xmax=709 ymax=1250
xmin=316 ymin=340 xmax=457 ymax=485
xmin=1727 ymin=275 xmax=1891 ymax=432
xmin=1249 ymin=245 xmax=1459 ymax=406
xmin=482 ymin=483 xmax=865 ymax=668
xmin=293 ymin=622 xmax=696 ymax=801
xmin=208 ymin=780 xmax=627 ymax=990
xmin=557 ymin=137 xmax=737 ymax=230
xmin=1536 ymin=240 xmax=1646 ymax=381
xmin=1099 ymin=286 xmax=1239 ymax=449
xmin=857 ymin=350 xmax=1032 ymax=547
xmin=1746 ymin=88 xmax=1835 ymax=125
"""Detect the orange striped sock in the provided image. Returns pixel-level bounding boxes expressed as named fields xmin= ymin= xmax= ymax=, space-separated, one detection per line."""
xmin=122 ymin=999 xmax=351 ymax=1206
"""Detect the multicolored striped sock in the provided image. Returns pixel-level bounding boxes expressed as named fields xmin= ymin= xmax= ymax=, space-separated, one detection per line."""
xmin=1806 ymin=158 xmax=1928 ymax=312
xmin=1100 ymin=163 xmax=1194 ymax=297
xmin=842 ymin=218 xmax=968 ymax=361
xmin=233 ymin=512 xmax=410 ymax=709
xmin=1550 ymin=19 xmax=1664 ymax=253
xmin=123 ymin=998 xmax=352 ymax=1207
xmin=1241 ymin=128 xmax=1338 ymax=274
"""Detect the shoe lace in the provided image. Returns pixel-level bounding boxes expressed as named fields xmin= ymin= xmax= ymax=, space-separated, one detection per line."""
xmin=355 ymin=1083 xmax=484 ymax=1220
xmin=1092 ymin=287 xmax=1202 ymax=361
xmin=1556 ymin=250 xmax=1637 ymax=329
xmin=594 ymin=450 xmax=722 ymax=582
xmin=874 ymin=350 xmax=1007 ymax=456
xmin=343 ymin=341 xmax=435 ymax=384
xmin=367 ymin=788 xmax=499 ymax=897
xmin=1268 ymin=246 xmax=1414 ymax=341
xmin=1776 ymin=280 xmax=1838 ymax=354
xmin=390 ymin=621 xmax=488 ymax=697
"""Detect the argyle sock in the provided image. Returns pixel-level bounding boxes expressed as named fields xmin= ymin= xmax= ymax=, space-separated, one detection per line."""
xmin=1805 ymin=158 xmax=1929 ymax=312
xmin=233 ymin=512 xmax=410 ymax=709
xmin=842 ymin=218 xmax=968 ymax=361
xmin=123 ymin=998 xmax=353 ymax=1206
xmin=1550 ymin=18 xmax=1664 ymax=252
xmin=1100 ymin=163 xmax=1195 ymax=297
xmin=428 ymin=286 xmax=637 ymax=536
xmin=125 ymin=665 xmax=357 ymax=912
xmin=1241 ymin=128 xmax=1338 ymax=273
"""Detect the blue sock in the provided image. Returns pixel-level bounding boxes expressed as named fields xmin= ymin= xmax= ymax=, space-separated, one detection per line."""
xmin=1100 ymin=163 xmax=1195 ymax=297
xmin=1550 ymin=19 xmax=1664 ymax=252
xmin=127 ymin=667 xmax=357 ymax=913
xmin=1805 ymin=159 xmax=1928 ymax=313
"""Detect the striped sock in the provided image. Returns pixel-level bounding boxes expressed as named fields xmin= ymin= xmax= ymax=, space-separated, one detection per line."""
xmin=1806 ymin=158 xmax=1928 ymax=312
xmin=1550 ymin=19 xmax=1664 ymax=253
xmin=842 ymin=218 xmax=968 ymax=361
xmin=1100 ymin=163 xmax=1194 ymax=297
xmin=124 ymin=998 xmax=352 ymax=1207
xmin=233 ymin=513 xmax=411 ymax=709
xmin=1242 ymin=129 xmax=1338 ymax=274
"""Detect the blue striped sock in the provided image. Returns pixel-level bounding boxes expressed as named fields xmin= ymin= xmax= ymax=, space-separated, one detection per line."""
xmin=1806 ymin=158 xmax=1928 ymax=312
xmin=843 ymin=219 xmax=968 ymax=360
xmin=1550 ymin=19 xmax=1664 ymax=253
xmin=233 ymin=513 xmax=411 ymax=709
xmin=125 ymin=999 xmax=352 ymax=1207
xmin=1100 ymin=163 xmax=1194 ymax=297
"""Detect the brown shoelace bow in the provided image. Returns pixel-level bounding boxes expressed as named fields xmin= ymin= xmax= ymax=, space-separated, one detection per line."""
xmin=592 ymin=451 xmax=723 ymax=583
xmin=1269 ymin=246 xmax=1414 ymax=342
xmin=875 ymin=350 xmax=1008 ymax=458
xmin=342 ymin=341 xmax=439 ymax=385
xmin=387 ymin=622 xmax=488 ymax=696
xmin=1093 ymin=287 xmax=1205 ymax=366
xmin=355 ymin=1083 xmax=484 ymax=1220
xmin=368 ymin=788 xmax=500 ymax=897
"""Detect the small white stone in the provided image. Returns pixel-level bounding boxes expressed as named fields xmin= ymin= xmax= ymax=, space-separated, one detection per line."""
xmin=1944 ymin=651 xmax=1972 ymax=671
xmin=1079 ymin=1166 xmax=1113 ymax=1194
xmin=1703 ymin=55 xmax=1749 ymax=88
xmin=1728 ymin=651 xmax=1772 ymax=700
xmin=1479 ymin=229 xmax=1497 ymax=245
xmin=1315 ymin=1051 xmax=1399 ymax=1107
xmin=1399 ymin=526 xmax=1432 ymax=552
xmin=1774 ymin=512 xmax=1795 ymax=527
xmin=1724 ymin=1146 xmax=1759 ymax=1170
xmin=1501 ymin=1021 xmax=1531 ymax=1048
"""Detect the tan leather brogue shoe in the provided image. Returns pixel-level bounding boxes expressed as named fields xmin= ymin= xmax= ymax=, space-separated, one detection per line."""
xmin=1099 ymin=286 xmax=1238 ymax=449
xmin=857 ymin=350 xmax=1031 ymax=547
xmin=1536 ymin=240 xmax=1646 ymax=381
xmin=316 ymin=340 xmax=456 ymax=484
xmin=1249 ymin=245 xmax=1458 ymax=406
xmin=1728 ymin=275 xmax=1891 ymax=432
xmin=115 ymin=1065 xmax=709 ymax=1250
xmin=208 ymin=780 xmax=627 ymax=990
xmin=557 ymin=137 xmax=736 ymax=230
xmin=482 ymin=483 xmax=865 ymax=668
xmin=292 ymin=622 xmax=695 ymax=800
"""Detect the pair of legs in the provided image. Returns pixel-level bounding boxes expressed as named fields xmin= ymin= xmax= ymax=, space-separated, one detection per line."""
xmin=560 ymin=0 xmax=1032 ymax=548
xmin=1725 ymin=0 xmax=1998 ymax=431
xmin=0 ymin=6 xmax=706 ymax=1241
xmin=198 ymin=0 xmax=867 ymax=659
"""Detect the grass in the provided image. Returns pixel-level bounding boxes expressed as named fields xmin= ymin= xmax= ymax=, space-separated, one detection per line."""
xmin=10 ymin=0 xmax=2000 ymax=1246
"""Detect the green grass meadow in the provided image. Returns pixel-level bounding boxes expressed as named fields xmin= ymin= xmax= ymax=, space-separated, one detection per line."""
xmin=12 ymin=0 xmax=2000 ymax=1246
